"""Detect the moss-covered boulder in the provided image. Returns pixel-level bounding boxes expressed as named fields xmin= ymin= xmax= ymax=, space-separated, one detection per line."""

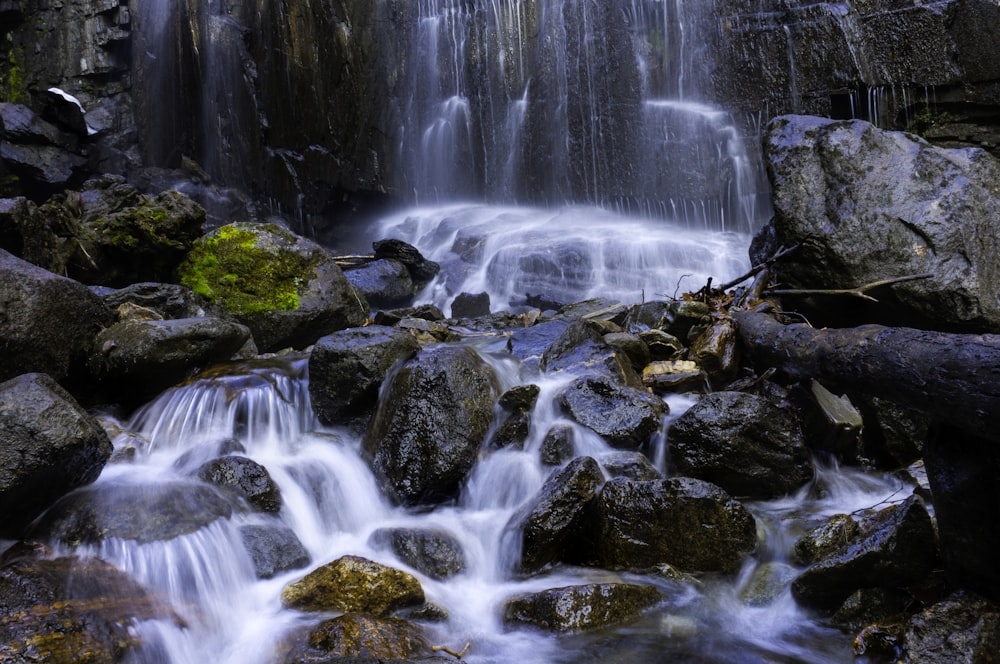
xmin=282 ymin=613 xmax=429 ymax=663
xmin=281 ymin=555 xmax=425 ymax=616
xmin=502 ymin=583 xmax=661 ymax=632
xmin=179 ymin=222 xmax=368 ymax=351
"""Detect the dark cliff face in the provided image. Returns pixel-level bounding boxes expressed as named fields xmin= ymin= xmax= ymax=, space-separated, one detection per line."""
xmin=2 ymin=0 xmax=999 ymax=226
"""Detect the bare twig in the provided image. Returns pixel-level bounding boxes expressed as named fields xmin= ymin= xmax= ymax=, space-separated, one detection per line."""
xmin=766 ymin=273 xmax=934 ymax=303
xmin=718 ymin=242 xmax=802 ymax=291
xmin=432 ymin=642 xmax=472 ymax=659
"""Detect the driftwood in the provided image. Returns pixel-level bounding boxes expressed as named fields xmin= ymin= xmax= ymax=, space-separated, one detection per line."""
xmin=733 ymin=309 xmax=1000 ymax=441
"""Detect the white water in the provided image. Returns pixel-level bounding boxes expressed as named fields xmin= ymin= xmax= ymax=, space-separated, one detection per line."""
xmin=39 ymin=340 xmax=913 ymax=663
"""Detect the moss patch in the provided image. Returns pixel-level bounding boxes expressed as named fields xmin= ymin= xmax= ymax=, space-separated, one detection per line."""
xmin=2 ymin=47 xmax=27 ymax=103
xmin=179 ymin=224 xmax=317 ymax=315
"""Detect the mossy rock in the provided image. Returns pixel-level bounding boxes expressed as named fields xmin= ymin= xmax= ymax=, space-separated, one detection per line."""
xmin=281 ymin=555 xmax=425 ymax=616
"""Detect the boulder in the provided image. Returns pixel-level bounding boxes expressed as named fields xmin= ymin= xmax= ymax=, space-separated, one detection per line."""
xmin=0 ymin=373 xmax=112 ymax=537
xmin=559 ymin=375 xmax=665 ymax=450
xmin=759 ymin=115 xmax=1000 ymax=332
xmin=604 ymin=331 xmax=651 ymax=372
xmin=451 ymin=291 xmax=491 ymax=318
xmin=0 ymin=554 xmax=176 ymax=664
xmin=900 ymin=591 xmax=1000 ymax=664
xmin=490 ymin=384 xmax=541 ymax=450
xmin=687 ymin=318 xmax=740 ymax=385
xmin=178 ymin=223 xmax=368 ymax=351
xmin=239 ymin=524 xmax=311 ymax=580
xmin=539 ymin=424 xmax=575 ymax=466
xmin=88 ymin=317 xmax=251 ymax=404
xmin=641 ymin=360 xmax=708 ymax=394
xmin=791 ymin=495 xmax=939 ymax=610
xmin=369 ymin=528 xmax=466 ymax=580
xmin=505 ymin=319 xmax=571 ymax=371
xmin=372 ymin=238 xmax=440 ymax=288
xmin=638 ymin=328 xmax=685 ymax=362
xmin=282 ymin=613 xmax=429 ymax=663
xmin=591 ymin=477 xmax=758 ymax=573
xmin=667 ymin=391 xmax=813 ymax=499
xmin=0 ymin=249 xmax=113 ymax=385
xmin=507 ymin=456 xmax=605 ymax=573
xmin=502 ymin=583 xmax=661 ymax=632
xmin=197 ymin=456 xmax=282 ymax=513
xmin=102 ymin=282 xmax=211 ymax=320
xmin=28 ymin=480 xmax=233 ymax=545
xmin=362 ymin=345 xmax=499 ymax=506
xmin=308 ymin=325 xmax=419 ymax=427
xmin=281 ymin=555 xmax=425 ymax=616
xmin=343 ymin=258 xmax=414 ymax=309
xmin=541 ymin=320 xmax=639 ymax=386
xmin=598 ymin=451 xmax=661 ymax=481
xmin=792 ymin=514 xmax=859 ymax=566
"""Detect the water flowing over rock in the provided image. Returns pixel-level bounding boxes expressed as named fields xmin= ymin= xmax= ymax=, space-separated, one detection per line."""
xmin=558 ymin=375 xmax=665 ymax=450
xmin=667 ymin=391 xmax=814 ymax=499
xmin=507 ymin=456 xmax=605 ymax=574
xmin=792 ymin=495 xmax=939 ymax=611
xmin=282 ymin=613 xmax=429 ymax=663
xmin=0 ymin=554 xmax=177 ymax=664
xmin=369 ymin=528 xmax=466 ymax=581
xmin=0 ymin=373 xmax=112 ymax=537
xmin=281 ymin=555 xmax=425 ymax=617
xmin=362 ymin=345 xmax=499 ymax=507
xmin=758 ymin=115 xmax=1000 ymax=332
xmin=502 ymin=583 xmax=662 ymax=633
xmin=490 ymin=384 xmax=541 ymax=450
xmin=308 ymin=325 xmax=420 ymax=427
xmin=591 ymin=477 xmax=758 ymax=574
xmin=0 ymin=249 xmax=112 ymax=385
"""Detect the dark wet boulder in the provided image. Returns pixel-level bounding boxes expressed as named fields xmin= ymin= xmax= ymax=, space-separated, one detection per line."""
xmin=591 ymin=477 xmax=757 ymax=573
xmin=362 ymin=345 xmax=499 ymax=506
xmin=308 ymin=325 xmax=420 ymax=427
xmin=667 ymin=391 xmax=813 ymax=499
xmin=541 ymin=320 xmax=639 ymax=386
xmin=373 ymin=238 xmax=440 ymax=288
xmin=559 ymin=375 xmax=665 ymax=450
xmin=281 ymin=555 xmax=425 ymax=616
xmin=102 ymin=282 xmax=211 ymax=320
xmin=0 ymin=554 xmax=177 ymax=664
xmin=507 ymin=457 xmax=604 ymax=573
xmin=0 ymin=373 xmax=112 ymax=537
xmin=760 ymin=115 xmax=1000 ymax=332
xmin=598 ymin=451 xmax=661 ymax=481
xmin=343 ymin=258 xmax=413 ymax=309
xmin=857 ymin=396 xmax=928 ymax=469
xmin=604 ymin=331 xmax=651 ymax=372
xmin=506 ymin=319 xmax=572 ymax=372
xmin=88 ymin=317 xmax=251 ymax=404
xmin=502 ymin=583 xmax=661 ymax=633
xmin=687 ymin=318 xmax=740 ymax=385
xmin=369 ymin=527 xmax=466 ymax=580
xmin=197 ymin=456 xmax=282 ymax=513
xmin=178 ymin=223 xmax=368 ymax=351
xmin=832 ymin=587 xmax=911 ymax=633
xmin=0 ymin=249 xmax=112 ymax=385
xmin=451 ymin=291 xmax=490 ymax=318
xmin=641 ymin=360 xmax=708 ymax=394
xmin=490 ymin=384 xmax=540 ymax=450
xmin=539 ymin=424 xmax=575 ymax=466
xmin=239 ymin=524 xmax=311 ymax=580
xmin=792 ymin=495 xmax=939 ymax=610
xmin=282 ymin=613 xmax=429 ymax=663
xmin=899 ymin=591 xmax=1000 ymax=664
xmin=638 ymin=328 xmax=685 ymax=361
xmin=793 ymin=514 xmax=860 ymax=566
xmin=29 ymin=480 xmax=233 ymax=545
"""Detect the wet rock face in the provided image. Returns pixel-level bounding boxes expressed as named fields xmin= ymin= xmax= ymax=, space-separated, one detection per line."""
xmin=508 ymin=456 xmax=605 ymax=573
xmin=0 ymin=373 xmax=112 ymax=537
xmin=282 ymin=613 xmax=429 ymax=663
xmin=667 ymin=391 xmax=813 ymax=499
xmin=559 ymin=375 xmax=665 ymax=450
xmin=29 ymin=480 xmax=232 ymax=545
xmin=308 ymin=325 xmax=420 ymax=427
xmin=541 ymin=320 xmax=639 ymax=386
xmin=0 ymin=249 xmax=113 ymax=385
xmin=759 ymin=115 xmax=1000 ymax=332
xmin=591 ymin=477 xmax=758 ymax=573
xmin=792 ymin=495 xmax=939 ymax=610
xmin=502 ymin=583 xmax=661 ymax=633
xmin=239 ymin=524 xmax=310 ymax=580
xmin=281 ymin=555 xmax=425 ymax=616
xmin=369 ymin=527 xmax=466 ymax=580
xmin=491 ymin=384 xmax=541 ymax=450
xmin=362 ymin=345 xmax=499 ymax=507
xmin=900 ymin=591 xmax=1000 ymax=664
xmin=343 ymin=258 xmax=413 ymax=309
xmin=0 ymin=554 xmax=177 ymax=664
xmin=197 ymin=456 xmax=282 ymax=513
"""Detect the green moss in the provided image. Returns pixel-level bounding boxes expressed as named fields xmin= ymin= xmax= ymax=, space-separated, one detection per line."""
xmin=2 ymin=47 xmax=27 ymax=103
xmin=178 ymin=224 xmax=317 ymax=315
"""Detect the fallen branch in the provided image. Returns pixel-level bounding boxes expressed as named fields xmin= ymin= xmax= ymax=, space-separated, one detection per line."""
xmin=765 ymin=273 xmax=934 ymax=302
xmin=432 ymin=642 xmax=472 ymax=659
xmin=718 ymin=242 xmax=802 ymax=291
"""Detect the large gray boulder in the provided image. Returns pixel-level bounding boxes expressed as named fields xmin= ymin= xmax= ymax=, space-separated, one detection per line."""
xmin=502 ymin=583 xmax=661 ymax=633
xmin=559 ymin=375 xmax=665 ymax=450
xmin=369 ymin=527 xmax=466 ymax=580
xmin=0 ymin=248 xmax=113 ymax=385
xmin=900 ymin=591 xmax=1000 ymax=664
xmin=0 ymin=373 xmax=112 ymax=537
xmin=308 ymin=325 xmax=420 ymax=427
xmin=591 ymin=477 xmax=758 ymax=574
xmin=759 ymin=115 xmax=1000 ymax=332
xmin=667 ymin=391 xmax=813 ymax=499
xmin=362 ymin=345 xmax=499 ymax=506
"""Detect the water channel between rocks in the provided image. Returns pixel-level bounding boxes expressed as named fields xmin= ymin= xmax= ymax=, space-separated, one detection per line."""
xmin=61 ymin=208 xmax=910 ymax=662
